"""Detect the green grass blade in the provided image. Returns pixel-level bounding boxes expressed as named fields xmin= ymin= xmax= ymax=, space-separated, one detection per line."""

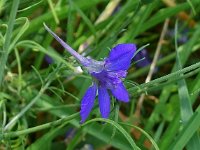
xmin=1 ymin=113 xmax=79 ymax=138
xmin=170 ymin=106 xmax=200 ymax=150
xmin=175 ymin=20 xmax=200 ymax=150
xmin=71 ymin=0 xmax=96 ymax=38
xmin=119 ymin=122 xmax=159 ymax=150
xmin=9 ymin=17 xmax=30 ymax=53
xmin=83 ymin=118 xmax=141 ymax=150
xmin=35 ymin=96 xmax=135 ymax=150
xmin=0 ymin=0 xmax=19 ymax=86
xmin=47 ymin=0 xmax=60 ymax=24
xmin=16 ymin=40 xmax=74 ymax=70
xmin=141 ymin=0 xmax=199 ymax=34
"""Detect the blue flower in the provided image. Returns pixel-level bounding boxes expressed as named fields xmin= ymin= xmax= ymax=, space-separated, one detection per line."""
xmin=167 ymin=28 xmax=188 ymax=44
xmin=45 ymin=55 xmax=54 ymax=64
xmin=44 ymin=24 xmax=136 ymax=123
xmin=133 ymin=49 xmax=151 ymax=67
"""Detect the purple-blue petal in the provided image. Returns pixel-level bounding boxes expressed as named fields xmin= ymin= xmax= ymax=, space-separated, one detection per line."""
xmin=91 ymin=70 xmax=122 ymax=89
xmin=80 ymin=84 xmax=97 ymax=123
xmin=111 ymin=82 xmax=129 ymax=102
xmin=105 ymin=44 xmax=136 ymax=71
xmin=98 ymin=86 xmax=110 ymax=118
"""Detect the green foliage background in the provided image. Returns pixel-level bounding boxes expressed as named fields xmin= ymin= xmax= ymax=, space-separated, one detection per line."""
xmin=0 ymin=0 xmax=200 ymax=149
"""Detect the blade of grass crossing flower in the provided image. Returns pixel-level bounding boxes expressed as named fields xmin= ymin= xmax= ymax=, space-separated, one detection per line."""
xmin=83 ymin=118 xmax=141 ymax=150
xmin=128 ymin=52 xmax=176 ymax=79
xmin=133 ymin=44 xmax=150 ymax=58
xmin=0 ymin=0 xmax=19 ymax=86
xmin=175 ymin=20 xmax=200 ymax=150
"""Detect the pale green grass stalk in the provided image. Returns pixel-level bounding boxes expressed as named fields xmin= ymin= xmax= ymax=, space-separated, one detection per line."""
xmin=0 ymin=0 xmax=19 ymax=86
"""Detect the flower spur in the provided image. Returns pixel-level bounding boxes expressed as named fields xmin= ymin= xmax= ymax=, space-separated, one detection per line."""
xmin=44 ymin=24 xmax=136 ymax=123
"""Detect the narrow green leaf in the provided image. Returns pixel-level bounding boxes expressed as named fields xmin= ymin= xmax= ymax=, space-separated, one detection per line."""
xmin=119 ymin=122 xmax=159 ymax=150
xmin=0 ymin=113 xmax=79 ymax=138
xmin=0 ymin=0 xmax=20 ymax=86
xmin=9 ymin=17 xmax=30 ymax=53
xmin=36 ymin=97 xmax=134 ymax=150
xmin=170 ymin=106 xmax=200 ymax=150
xmin=82 ymin=118 xmax=141 ymax=150
xmin=175 ymin=20 xmax=200 ymax=150
xmin=16 ymin=40 xmax=74 ymax=70
xmin=71 ymin=0 xmax=96 ymax=38
xmin=27 ymin=126 xmax=67 ymax=150
xmin=141 ymin=0 xmax=199 ymax=34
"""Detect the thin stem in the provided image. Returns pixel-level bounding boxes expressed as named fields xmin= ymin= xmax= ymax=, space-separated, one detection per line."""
xmin=1 ymin=113 xmax=79 ymax=138
xmin=132 ymin=67 xmax=200 ymax=96
xmin=129 ymin=62 xmax=200 ymax=95
xmin=0 ymin=0 xmax=20 ymax=86
xmin=3 ymin=81 xmax=51 ymax=131
xmin=2 ymin=101 xmax=7 ymax=128
xmin=47 ymin=0 xmax=60 ymax=24
xmin=135 ymin=19 xmax=169 ymax=118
